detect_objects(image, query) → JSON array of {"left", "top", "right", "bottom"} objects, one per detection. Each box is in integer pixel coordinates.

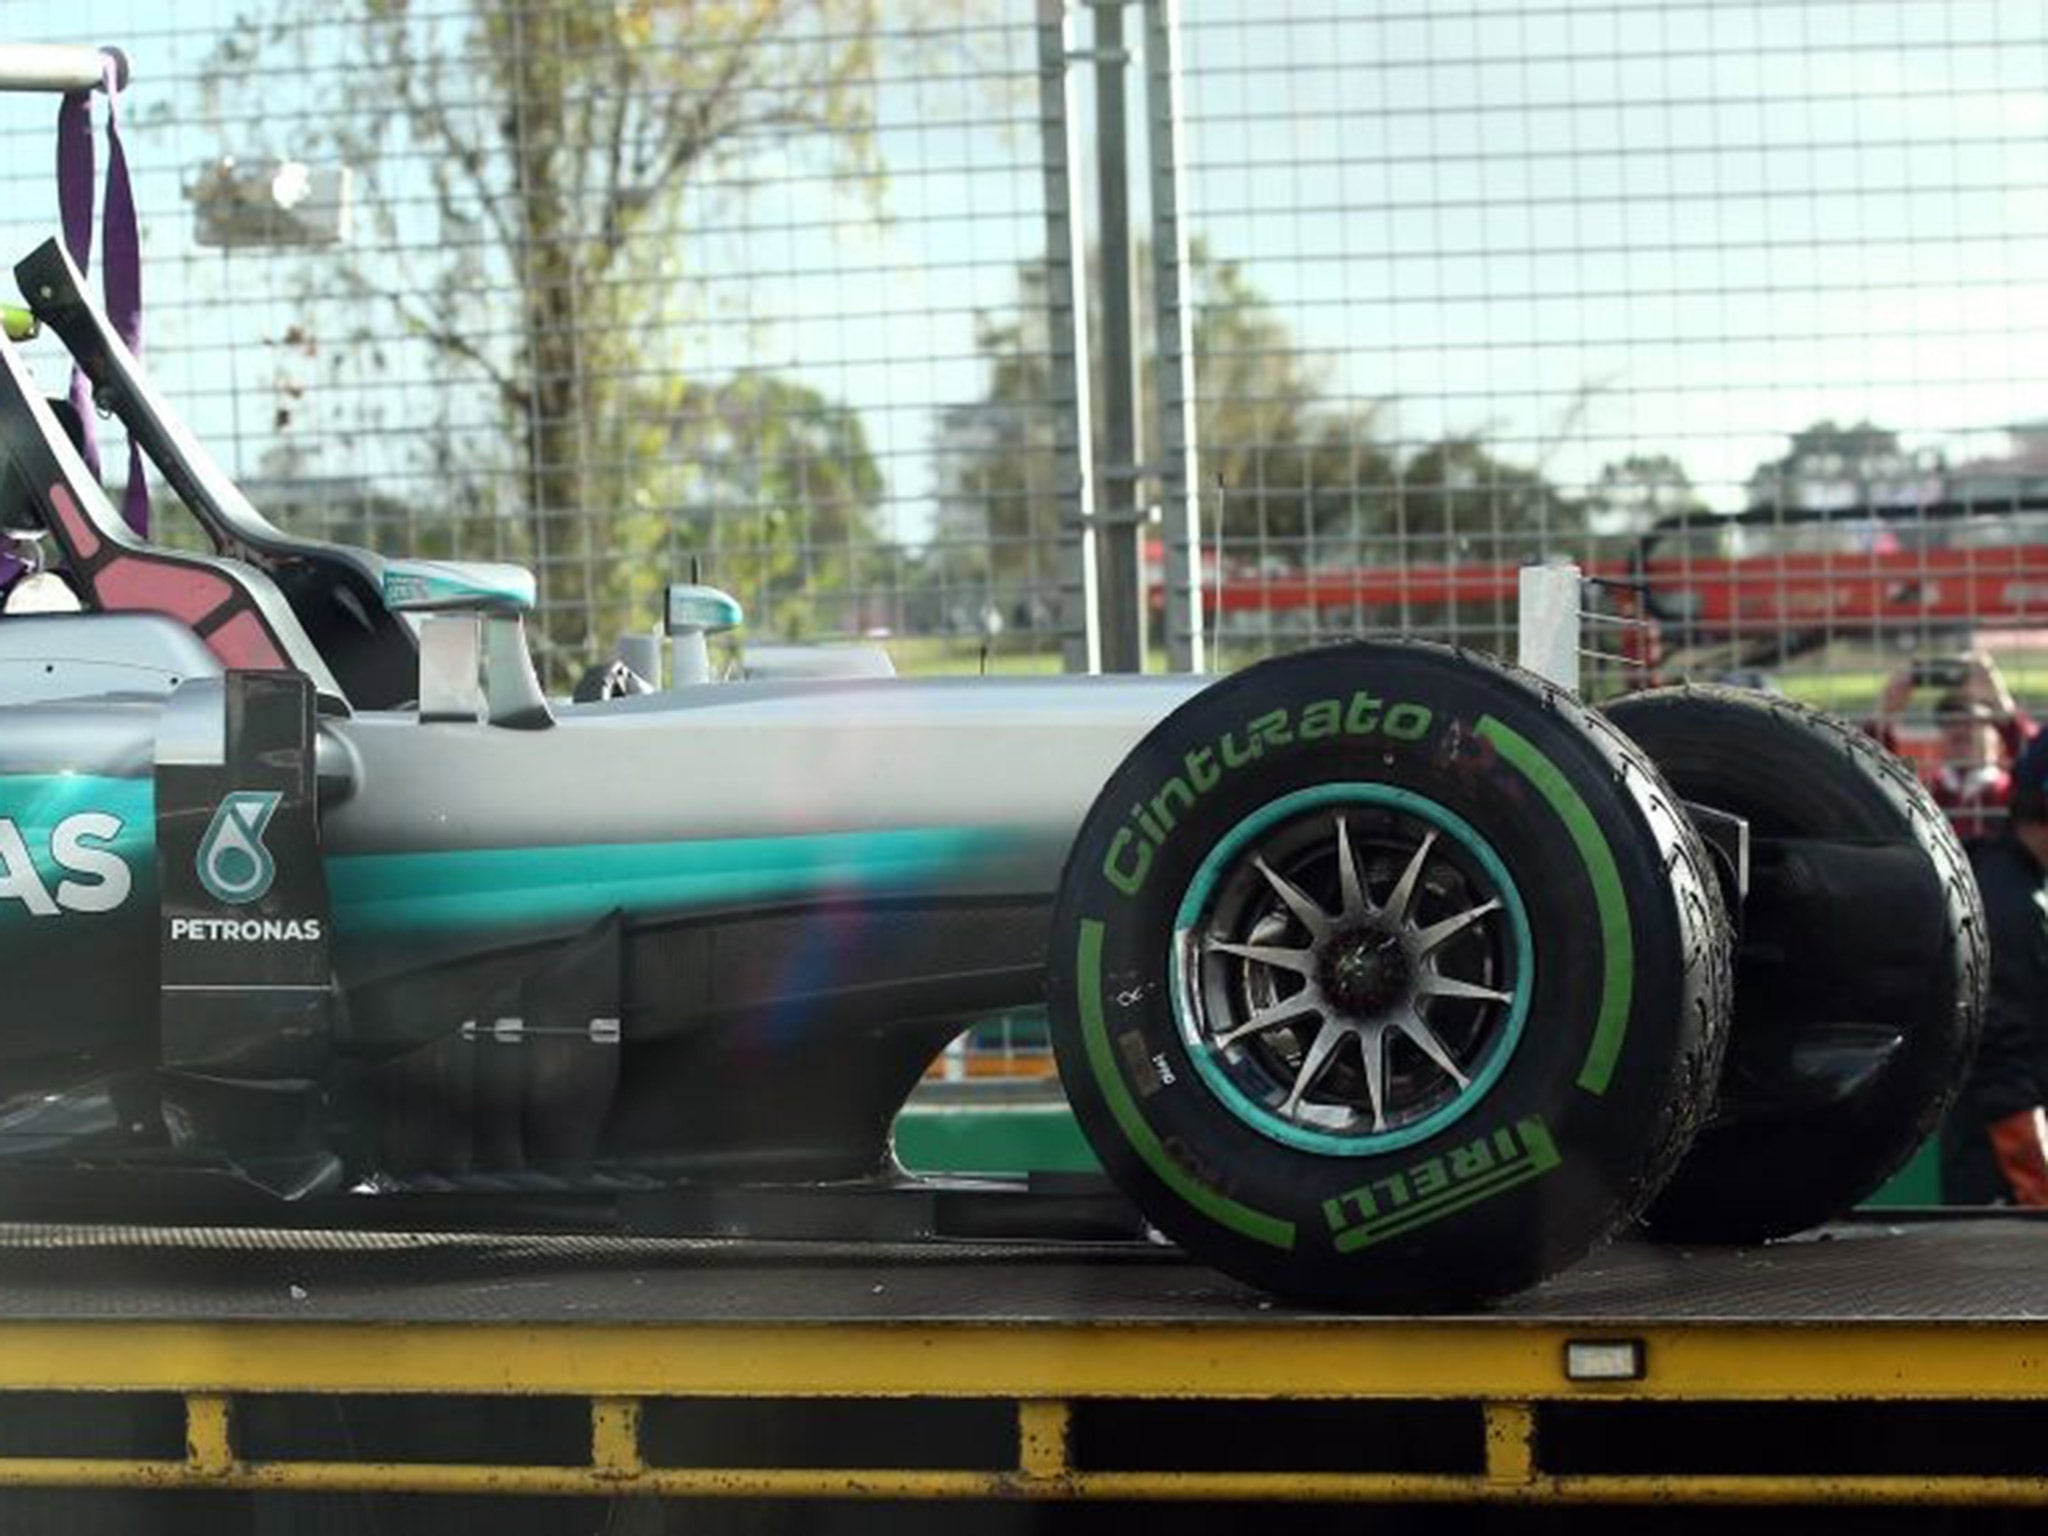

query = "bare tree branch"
[
  {"left": 596, "top": 45, "right": 635, "bottom": 252},
  {"left": 605, "top": 4, "right": 775, "bottom": 241},
  {"left": 382, "top": 288, "right": 532, "bottom": 415},
  {"left": 385, "top": 9, "right": 521, "bottom": 258}
]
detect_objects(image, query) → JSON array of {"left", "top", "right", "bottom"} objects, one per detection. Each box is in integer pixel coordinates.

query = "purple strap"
[
  {"left": 101, "top": 59, "right": 146, "bottom": 536},
  {"left": 3, "top": 58, "right": 145, "bottom": 595},
  {"left": 56, "top": 80, "right": 96, "bottom": 480},
  {"left": 53, "top": 54, "right": 147, "bottom": 535},
  {"left": 0, "top": 85, "right": 99, "bottom": 597}
]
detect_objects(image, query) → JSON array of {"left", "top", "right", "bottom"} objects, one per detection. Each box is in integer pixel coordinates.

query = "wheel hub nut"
[{"left": 1322, "top": 929, "right": 1411, "bottom": 1014}]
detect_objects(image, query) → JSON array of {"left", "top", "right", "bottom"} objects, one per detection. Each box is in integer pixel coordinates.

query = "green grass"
[
  {"left": 875, "top": 635, "right": 1068, "bottom": 677},
  {"left": 1772, "top": 670, "right": 1889, "bottom": 719},
  {"left": 828, "top": 630, "right": 2048, "bottom": 732},
  {"left": 1644, "top": 645, "right": 2048, "bottom": 725},
  {"left": 1771, "top": 662, "right": 2048, "bottom": 723}
]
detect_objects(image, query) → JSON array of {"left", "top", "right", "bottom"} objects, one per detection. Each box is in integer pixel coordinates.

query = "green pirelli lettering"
[
  {"left": 1077, "top": 919, "right": 1295, "bottom": 1250},
  {"left": 1476, "top": 716, "right": 1633, "bottom": 1095},
  {"left": 1327, "top": 1117, "right": 1562, "bottom": 1254}
]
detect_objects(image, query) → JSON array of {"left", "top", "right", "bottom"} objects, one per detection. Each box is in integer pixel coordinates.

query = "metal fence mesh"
[
  {"left": 5, "top": 0, "right": 2047, "bottom": 734},
  {"left": 1175, "top": 1, "right": 2048, "bottom": 740},
  {"left": 1, "top": 0, "right": 1080, "bottom": 682}
]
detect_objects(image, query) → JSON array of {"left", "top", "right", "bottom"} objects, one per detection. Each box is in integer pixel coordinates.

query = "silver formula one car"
[{"left": 0, "top": 237, "right": 1985, "bottom": 1308}]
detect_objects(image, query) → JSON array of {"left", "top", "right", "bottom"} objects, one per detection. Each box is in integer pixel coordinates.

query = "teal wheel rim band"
[{"left": 1170, "top": 782, "right": 1534, "bottom": 1157}]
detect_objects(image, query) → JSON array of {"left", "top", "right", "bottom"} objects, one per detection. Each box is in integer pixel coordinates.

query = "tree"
[
  {"left": 1747, "top": 419, "right": 1942, "bottom": 513},
  {"left": 938, "top": 249, "right": 1584, "bottom": 602},
  {"left": 1393, "top": 437, "right": 1580, "bottom": 567},
  {"left": 934, "top": 247, "right": 1392, "bottom": 596},
  {"left": 206, "top": 0, "right": 897, "bottom": 671},
  {"left": 1191, "top": 255, "right": 1394, "bottom": 558},
  {"left": 1584, "top": 452, "right": 1705, "bottom": 535},
  {"left": 596, "top": 372, "right": 887, "bottom": 639}
]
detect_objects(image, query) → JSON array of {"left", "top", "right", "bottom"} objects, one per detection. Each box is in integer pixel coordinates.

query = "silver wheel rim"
[{"left": 1172, "top": 789, "right": 1531, "bottom": 1153}]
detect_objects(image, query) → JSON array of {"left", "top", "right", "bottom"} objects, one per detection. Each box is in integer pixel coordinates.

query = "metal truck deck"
[{"left": 0, "top": 1213, "right": 2045, "bottom": 1505}]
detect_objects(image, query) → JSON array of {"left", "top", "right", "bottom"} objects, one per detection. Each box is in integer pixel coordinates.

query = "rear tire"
[
  {"left": 1048, "top": 640, "right": 1731, "bottom": 1309},
  {"left": 1604, "top": 685, "right": 1986, "bottom": 1242}
]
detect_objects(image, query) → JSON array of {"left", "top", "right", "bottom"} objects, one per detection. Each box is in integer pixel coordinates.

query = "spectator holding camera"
[
  {"left": 1871, "top": 651, "right": 2037, "bottom": 843},
  {"left": 1942, "top": 730, "right": 2048, "bottom": 1204}
]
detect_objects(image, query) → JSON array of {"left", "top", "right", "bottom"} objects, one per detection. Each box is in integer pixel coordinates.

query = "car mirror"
[{"left": 665, "top": 582, "right": 743, "bottom": 687}]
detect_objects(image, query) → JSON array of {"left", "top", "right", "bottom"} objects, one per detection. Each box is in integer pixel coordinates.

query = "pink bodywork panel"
[
  {"left": 49, "top": 480, "right": 289, "bottom": 673},
  {"left": 46, "top": 483, "right": 101, "bottom": 560},
  {"left": 205, "top": 609, "right": 289, "bottom": 671},
  {"left": 94, "top": 552, "right": 235, "bottom": 627}
]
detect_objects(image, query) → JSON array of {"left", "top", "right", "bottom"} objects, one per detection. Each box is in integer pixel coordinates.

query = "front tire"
[
  {"left": 1047, "top": 640, "right": 1731, "bottom": 1309},
  {"left": 1604, "top": 685, "right": 1986, "bottom": 1242}
]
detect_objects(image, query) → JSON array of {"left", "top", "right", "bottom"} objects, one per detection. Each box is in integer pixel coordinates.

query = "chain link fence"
[
  {"left": 6, "top": 0, "right": 2047, "bottom": 732},
  {"left": 1175, "top": 1, "right": 2048, "bottom": 746},
  {"left": 1, "top": 0, "right": 1085, "bottom": 682}
]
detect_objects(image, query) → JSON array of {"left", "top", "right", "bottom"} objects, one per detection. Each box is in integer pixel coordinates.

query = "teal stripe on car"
[
  {"left": 0, "top": 773, "right": 154, "bottom": 832},
  {"left": 326, "top": 826, "right": 1028, "bottom": 937},
  {"left": 0, "top": 773, "right": 156, "bottom": 930}
]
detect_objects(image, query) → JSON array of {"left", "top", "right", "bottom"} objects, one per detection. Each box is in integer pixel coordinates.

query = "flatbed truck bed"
[{"left": 0, "top": 1213, "right": 2045, "bottom": 1506}]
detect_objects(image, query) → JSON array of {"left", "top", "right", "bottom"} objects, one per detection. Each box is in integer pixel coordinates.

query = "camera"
[{"left": 1910, "top": 657, "right": 1972, "bottom": 689}]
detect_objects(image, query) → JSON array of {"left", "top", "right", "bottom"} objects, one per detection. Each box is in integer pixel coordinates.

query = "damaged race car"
[{"left": 0, "top": 235, "right": 1986, "bottom": 1309}]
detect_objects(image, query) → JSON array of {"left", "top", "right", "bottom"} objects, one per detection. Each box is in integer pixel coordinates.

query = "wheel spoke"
[
  {"left": 1379, "top": 831, "right": 1438, "bottom": 925},
  {"left": 1279, "top": 1018, "right": 1349, "bottom": 1116},
  {"left": 1409, "top": 898, "right": 1502, "bottom": 958},
  {"left": 1396, "top": 1008, "right": 1472, "bottom": 1088},
  {"left": 1214, "top": 988, "right": 1325, "bottom": 1048},
  {"left": 1334, "top": 815, "right": 1368, "bottom": 921},
  {"left": 1208, "top": 938, "right": 1318, "bottom": 976},
  {"left": 1415, "top": 971, "right": 1515, "bottom": 1005},
  {"left": 1253, "top": 856, "right": 1332, "bottom": 940},
  {"left": 1360, "top": 1020, "right": 1389, "bottom": 1132}
]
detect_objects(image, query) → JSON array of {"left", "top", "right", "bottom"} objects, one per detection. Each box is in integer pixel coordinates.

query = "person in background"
[
  {"left": 1871, "top": 650, "right": 2037, "bottom": 842},
  {"left": 1941, "top": 731, "right": 2048, "bottom": 1205}
]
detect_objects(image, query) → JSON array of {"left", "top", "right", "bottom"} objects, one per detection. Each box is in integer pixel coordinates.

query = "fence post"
[
  {"left": 1093, "top": 0, "right": 1145, "bottom": 673},
  {"left": 1037, "top": 0, "right": 1101, "bottom": 675},
  {"left": 1143, "top": 0, "right": 1204, "bottom": 673},
  {"left": 1517, "top": 562, "right": 1582, "bottom": 693}
]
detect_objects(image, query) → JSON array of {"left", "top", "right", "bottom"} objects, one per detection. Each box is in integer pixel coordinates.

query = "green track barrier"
[
  {"left": 1862, "top": 1138, "right": 1942, "bottom": 1207},
  {"left": 894, "top": 1102, "right": 1099, "bottom": 1175}
]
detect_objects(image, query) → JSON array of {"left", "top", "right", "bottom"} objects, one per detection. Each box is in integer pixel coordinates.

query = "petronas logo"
[{"left": 197, "top": 791, "right": 282, "bottom": 906}]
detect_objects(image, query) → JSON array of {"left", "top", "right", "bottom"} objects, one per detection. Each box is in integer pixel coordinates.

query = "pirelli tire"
[
  {"left": 1046, "top": 640, "right": 1732, "bottom": 1310},
  {"left": 1603, "top": 685, "right": 1986, "bottom": 1243}
]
